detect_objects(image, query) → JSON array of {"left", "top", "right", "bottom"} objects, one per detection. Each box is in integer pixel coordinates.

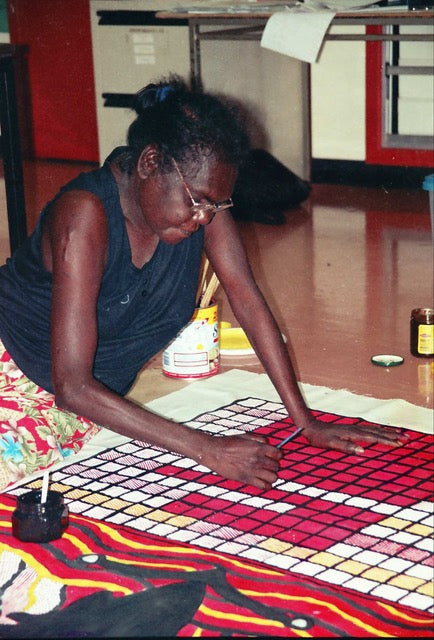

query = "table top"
[{"left": 157, "top": 8, "right": 434, "bottom": 21}]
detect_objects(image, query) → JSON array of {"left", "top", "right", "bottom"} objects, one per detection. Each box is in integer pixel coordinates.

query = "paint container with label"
[
  {"left": 410, "top": 308, "right": 434, "bottom": 357},
  {"left": 12, "top": 490, "right": 69, "bottom": 542},
  {"left": 162, "top": 302, "right": 219, "bottom": 378}
]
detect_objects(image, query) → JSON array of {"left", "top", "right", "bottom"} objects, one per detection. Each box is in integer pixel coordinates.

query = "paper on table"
[{"left": 261, "top": 8, "right": 335, "bottom": 63}]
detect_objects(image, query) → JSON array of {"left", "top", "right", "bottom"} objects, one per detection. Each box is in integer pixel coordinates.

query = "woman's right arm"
[{"left": 43, "top": 192, "right": 280, "bottom": 489}]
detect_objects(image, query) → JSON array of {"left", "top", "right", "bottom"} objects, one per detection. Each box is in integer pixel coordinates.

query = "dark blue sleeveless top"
[{"left": 0, "top": 151, "right": 204, "bottom": 394}]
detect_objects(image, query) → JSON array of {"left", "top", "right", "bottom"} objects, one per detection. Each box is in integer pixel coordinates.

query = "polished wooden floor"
[{"left": 1, "top": 159, "right": 433, "bottom": 410}]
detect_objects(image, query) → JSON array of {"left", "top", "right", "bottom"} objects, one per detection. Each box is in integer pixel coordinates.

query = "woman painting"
[{"left": 0, "top": 78, "right": 403, "bottom": 491}]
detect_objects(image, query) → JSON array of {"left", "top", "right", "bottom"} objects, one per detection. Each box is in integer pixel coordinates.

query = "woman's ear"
[{"left": 137, "top": 145, "right": 161, "bottom": 178}]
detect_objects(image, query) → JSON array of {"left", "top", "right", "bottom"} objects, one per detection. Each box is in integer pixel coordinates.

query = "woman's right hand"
[{"left": 199, "top": 434, "right": 282, "bottom": 490}]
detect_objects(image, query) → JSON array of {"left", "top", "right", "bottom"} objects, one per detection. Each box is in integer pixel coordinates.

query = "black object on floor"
[{"left": 231, "top": 149, "right": 311, "bottom": 225}]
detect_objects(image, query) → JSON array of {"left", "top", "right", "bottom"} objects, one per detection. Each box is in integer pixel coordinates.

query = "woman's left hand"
[{"left": 296, "top": 415, "right": 409, "bottom": 455}]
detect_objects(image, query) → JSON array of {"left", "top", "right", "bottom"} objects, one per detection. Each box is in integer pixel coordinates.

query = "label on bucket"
[{"left": 162, "top": 304, "right": 219, "bottom": 378}]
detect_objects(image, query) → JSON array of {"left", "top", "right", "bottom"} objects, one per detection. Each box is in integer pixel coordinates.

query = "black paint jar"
[{"left": 12, "top": 490, "right": 69, "bottom": 542}]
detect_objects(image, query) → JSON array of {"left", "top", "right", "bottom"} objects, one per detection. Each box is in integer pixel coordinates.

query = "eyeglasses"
[{"left": 172, "top": 158, "right": 233, "bottom": 219}]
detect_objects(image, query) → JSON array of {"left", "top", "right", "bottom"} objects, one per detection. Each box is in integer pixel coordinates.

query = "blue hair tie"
[{"left": 156, "top": 86, "right": 174, "bottom": 103}]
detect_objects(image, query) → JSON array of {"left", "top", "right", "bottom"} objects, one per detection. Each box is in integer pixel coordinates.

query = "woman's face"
[{"left": 139, "top": 155, "right": 237, "bottom": 244}]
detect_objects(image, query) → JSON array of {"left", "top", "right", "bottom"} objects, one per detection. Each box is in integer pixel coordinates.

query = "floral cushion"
[{"left": 0, "top": 340, "right": 100, "bottom": 491}]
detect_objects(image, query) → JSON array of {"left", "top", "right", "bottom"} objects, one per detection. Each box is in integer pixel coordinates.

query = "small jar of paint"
[
  {"left": 410, "top": 308, "right": 434, "bottom": 357},
  {"left": 12, "top": 490, "right": 69, "bottom": 542}
]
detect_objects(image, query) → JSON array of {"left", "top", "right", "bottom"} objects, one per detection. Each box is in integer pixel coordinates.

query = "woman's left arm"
[{"left": 204, "top": 212, "right": 406, "bottom": 454}]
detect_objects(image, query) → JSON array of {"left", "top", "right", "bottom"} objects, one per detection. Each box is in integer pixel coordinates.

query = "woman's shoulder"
[
  {"left": 44, "top": 155, "right": 121, "bottom": 228},
  {"left": 51, "top": 189, "right": 107, "bottom": 220}
]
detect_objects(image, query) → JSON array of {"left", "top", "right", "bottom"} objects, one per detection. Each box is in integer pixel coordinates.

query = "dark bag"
[{"left": 231, "top": 149, "right": 311, "bottom": 225}]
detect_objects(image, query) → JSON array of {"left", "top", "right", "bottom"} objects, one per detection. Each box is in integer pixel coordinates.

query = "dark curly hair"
[{"left": 119, "top": 76, "right": 250, "bottom": 175}]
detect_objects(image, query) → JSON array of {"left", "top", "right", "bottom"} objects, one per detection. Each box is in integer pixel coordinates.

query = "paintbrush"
[{"left": 276, "top": 427, "right": 303, "bottom": 448}]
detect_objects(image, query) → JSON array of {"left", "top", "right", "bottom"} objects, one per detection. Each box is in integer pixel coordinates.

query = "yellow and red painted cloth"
[{"left": 0, "top": 493, "right": 433, "bottom": 637}]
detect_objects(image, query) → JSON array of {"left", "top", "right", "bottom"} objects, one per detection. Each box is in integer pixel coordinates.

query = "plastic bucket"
[
  {"left": 422, "top": 174, "right": 434, "bottom": 236},
  {"left": 162, "top": 302, "right": 219, "bottom": 378}
]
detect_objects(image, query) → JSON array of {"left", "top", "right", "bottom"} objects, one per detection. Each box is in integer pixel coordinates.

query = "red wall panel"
[{"left": 7, "top": 0, "right": 99, "bottom": 161}]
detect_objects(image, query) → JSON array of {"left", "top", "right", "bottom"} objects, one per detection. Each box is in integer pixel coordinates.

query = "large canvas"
[{"left": 7, "top": 397, "right": 433, "bottom": 625}]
